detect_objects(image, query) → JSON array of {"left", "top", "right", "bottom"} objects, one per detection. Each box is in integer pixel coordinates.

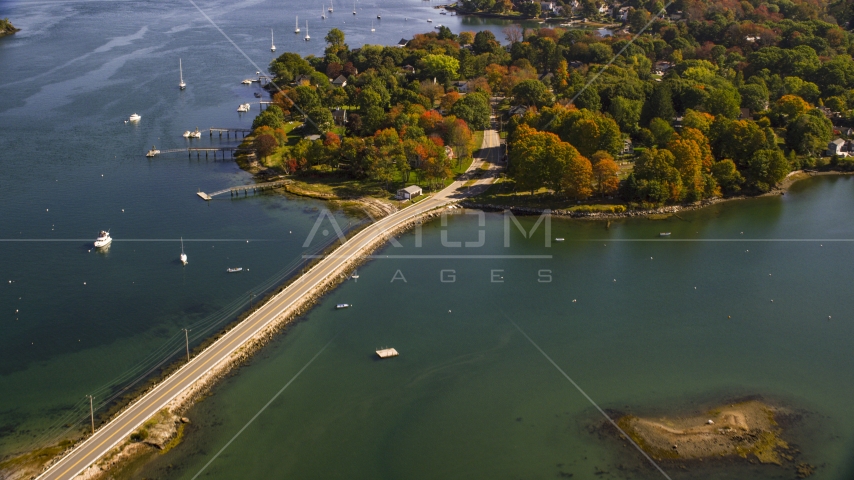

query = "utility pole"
[
  {"left": 183, "top": 328, "right": 190, "bottom": 363},
  {"left": 86, "top": 395, "right": 94, "bottom": 434}
]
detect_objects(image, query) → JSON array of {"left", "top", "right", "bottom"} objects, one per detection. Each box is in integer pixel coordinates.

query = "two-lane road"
[{"left": 37, "top": 130, "right": 501, "bottom": 480}]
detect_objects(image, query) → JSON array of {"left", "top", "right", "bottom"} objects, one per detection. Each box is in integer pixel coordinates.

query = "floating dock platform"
[{"left": 376, "top": 348, "right": 399, "bottom": 359}]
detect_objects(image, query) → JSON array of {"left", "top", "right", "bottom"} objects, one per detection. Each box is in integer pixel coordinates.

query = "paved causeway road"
[{"left": 37, "top": 130, "right": 502, "bottom": 480}]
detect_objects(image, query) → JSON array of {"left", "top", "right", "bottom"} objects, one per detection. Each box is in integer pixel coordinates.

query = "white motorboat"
[
  {"left": 227, "top": 267, "right": 243, "bottom": 273},
  {"left": 237, "top": 103, "right": 251, "bottom": 112},
  {"left": 94, "top": 230, "right": 112, "bottom": 248},
  {"left": 180, "top": 237, "right": 188, "bottom": 265},
  {"left": 660, "top": 232, "right": 671, "bottom": 237},
  {"left": 146, "top": 146, "right": 160, "bottom": 157},
  {"left": 183, "top": 127, "right": 202, "bottom": 138},
  {"left": 128, "top": 113, "right": 141, "bottom": 122},
  {"left": 295, "top": 16, "right": 300, "bottom": 33},
  {"left": 336, "top": 303, "right": 351, "bottom": 309},
  {"left": 270, "top": 29, "right": 276, "bottom": 52},
  {"left": 555, "top": 238, "right": 565, "bottom": 242},
  {"left": 377, "top": 14, "right": 381, "bottom": 19},
  {"left": 427, "top": 18, "right": 432, "bottom": 22},
  {"left": 304, "top": 21, "right": 310, "bottom": 41},
  {"left": 179, "top": 58, "right": 186, "bottom": 90},
  {"left": 241, "top": 79, "right": 253, "bottom": 85}
]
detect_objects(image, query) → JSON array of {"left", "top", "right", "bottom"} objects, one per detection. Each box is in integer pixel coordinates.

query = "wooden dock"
[
  {"left": 376, "top": 348, "right": 399, "bottom": 359},
  {"left": 197, "top": 180, "right": 290, "bottom": 200},
  {"left": 209, "top": 128, "right": 252, "bottom": 138},
  {"left": 147, "top": 147, "right": 253, "bottom": 160}
]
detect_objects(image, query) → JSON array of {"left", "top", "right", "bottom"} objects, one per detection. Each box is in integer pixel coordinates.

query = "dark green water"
[
  {"left": 0, "top": 0, "right": 567, "bottom": 460},
  {"left": 126, "top": 176, "right": 854, "bottom": 480}
]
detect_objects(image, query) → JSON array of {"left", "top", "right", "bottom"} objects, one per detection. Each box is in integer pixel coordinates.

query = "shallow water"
[{"left": 127, "top": 176, "right": 854, "bottom": 479}]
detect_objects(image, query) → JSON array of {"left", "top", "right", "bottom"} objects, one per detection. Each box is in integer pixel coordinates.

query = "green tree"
[
  {"left": 513, "top": 79, "right": 554, "bottom": 108},
  {"left": 785, "top": 113, "right": 833, "bottom": 156},
  {"left": 609, "top": 97, "right": 643, "bottom": 134},
  {"left": 705, "top": 87, "right": 742, "bottom": 119},
  {"left": 746, "top": 149, "right": 789, "bottom": 192},
  {"left": 640, "top": 82, "right": 675, "bottom": 127},
  {"left": 649, "top": 117, "right": 674, "bottom": 147},
  {"left": 450, "top": 91, "right": 491, "bottom": 130},
  {"left": 711, "top": 159, "right": 744, "bottom": 194},
  {"left": 419, "top": 54, "right": 460, "bottom": 83}
]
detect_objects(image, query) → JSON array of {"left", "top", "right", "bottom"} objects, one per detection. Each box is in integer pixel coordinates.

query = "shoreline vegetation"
[
  {"left": 611, "top": 399, "right": 817, "bottom": 476},
  {"left": 0, "top": 18, "right": 20, "bottom": 38},
  {"left": 8, "top": 0, "right": 854, "bottom": 474}
]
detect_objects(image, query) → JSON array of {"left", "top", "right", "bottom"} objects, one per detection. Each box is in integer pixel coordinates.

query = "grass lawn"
[{"left": 472, "top": 179, "right": 627, "bottom": 212}]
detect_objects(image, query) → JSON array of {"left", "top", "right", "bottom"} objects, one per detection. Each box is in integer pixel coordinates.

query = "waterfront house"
[
  {"left": 397, "top": 185, "right": 423, "bottom": 200},
  {"left": 452, "top": 81, "right": 469, "bottom": 93},
  {"left": 397, "top": 38, "right": 409, "bottom": 48},
  {"left": 827, "top": 138, "right": 846, "bottom": 156}
]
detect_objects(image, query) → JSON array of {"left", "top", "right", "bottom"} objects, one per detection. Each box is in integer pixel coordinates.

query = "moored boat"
[
  {"left": 227, "top": 267, "right": 243, "bottom": 273},
  {"left": 336, "top": 303, "right": 351, "bottom": 309},
  {"left": 94, "top": 230, "right": 112, "bottom": 248}
]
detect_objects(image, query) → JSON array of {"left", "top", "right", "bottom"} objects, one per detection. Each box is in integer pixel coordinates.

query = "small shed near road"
[{"left": 397, "top": 185, "right": 422, "bottom": 200}]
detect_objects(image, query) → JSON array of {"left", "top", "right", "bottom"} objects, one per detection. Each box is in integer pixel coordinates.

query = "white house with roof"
[
  {"left": 397, "top": 185, "right": 423, "bottom": 200},
  {"left": 827, "top": 138, "right": 847, "bottom": 156}
]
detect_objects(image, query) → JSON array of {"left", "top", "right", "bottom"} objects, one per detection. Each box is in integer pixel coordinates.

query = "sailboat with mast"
[
  {"left": 180, "top": 237, "right": 188, "bottom": 265},
  {"left": 353, "top": 0, "right": 356, "bottom": 14},
  {"left": 322, "top": 5, "right": 326, "bottom": 19},
  {"left": 294, "top": 16, "right": 300, "bottom": 33},
  {"left": 178, "top": 59, "right": 186, "bottom": 90},
  {"left": 371, "top": 19, "right": 375, "bottom": 31},
  {"left": 270, "top": 29, "right": 276, "bottom": 52},
  {"left": 304, "top": 21, "right": 310, "bottom": 41}
]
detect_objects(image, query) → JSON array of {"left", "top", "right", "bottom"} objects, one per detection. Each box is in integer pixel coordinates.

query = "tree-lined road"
[{"left": 37, "top": 130, "right": 501, "bottom": 480}]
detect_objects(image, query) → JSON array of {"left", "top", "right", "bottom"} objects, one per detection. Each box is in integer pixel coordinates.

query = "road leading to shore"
[{"left": 36, "top": 130, "right": 501, "bottom": 480}]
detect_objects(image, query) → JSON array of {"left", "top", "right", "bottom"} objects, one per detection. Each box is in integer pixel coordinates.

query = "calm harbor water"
[
  {"left": 125, "top": 176, "right": 854, "bottom": 480},
  {"left": 1, "top": 1, "right": 853, "bottom": 479},
  {"left": 0, "top": 0, "right": 555, "bottom": 460}
]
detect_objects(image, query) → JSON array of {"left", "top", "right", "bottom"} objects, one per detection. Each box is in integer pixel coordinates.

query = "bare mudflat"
[{"left": 617, "top": 400, "right": 792, "bottom": 464}]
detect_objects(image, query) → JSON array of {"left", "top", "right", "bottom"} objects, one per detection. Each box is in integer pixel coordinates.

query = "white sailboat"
[
  {"left": 304, "top": 21, "right": 310, "bottom": 41},
  {"left": 294, "top": 16, "right": 300, "bottom": 33},
  {"left": 328, "top": 2, "right": 333, "bottom": 12},
  {"left": 371, "top": 20, "right": 375, "bottom": 32},
  {"left": 353, "top": 0, "right": 356, "bottom": 14},
  {"left": 270, "top": 29, "right": 276, "bottom": 52},
  {"left": 179, "top": 59, "right": 186, "bottom": 90},
  {"left": 180, "top": 237, "right": 188, "bottom": 265},
  {"left": 322, "top": 5, "right": 326, "bottom": 19}
]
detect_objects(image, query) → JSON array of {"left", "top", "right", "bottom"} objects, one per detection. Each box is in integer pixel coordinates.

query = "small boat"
[
  {"left": 336, "top": 303, "right": 351, "bottom": 309},
  {"left": 253, "top": 92, "right": 261, "bottom": 98},
  {"left": 128, "top": 113, "right": 141, "bottom": 122},
  {"left": 270, "top": 28, "right": 276, "bottom": 52},
  {"left": 294, "top": 16, "right": 300, "bottom": 33},
  {"left": 183, "top": 127, "right": 201, "bottom": 138},
  {"left": 241, "top": 79, "right": 253, "bottom": 85},
  {"left": 94, "top": 230, "right": 112, "bottom": 248},
  {"left": 321, "top": 5, "right": 325, "bottom": 19},
  {"left": 304, "top": 21, "right": 310, "bottom": 41},
  {"left": 328, "top": 5, "right": 333, "bottom": 12},
  {"left": 146, "top": 146, "right": 160, "bottom": 157},
  {"left": 660, "top": 232, "right": 671, "bottom": 237},
  {"left": 180, "top": 237, "right": 188, "bottom": 265},
  {"left": 352, "top": 0, "right": 356, "bottom": 14},
  {"left": 371, "top": 20, "right": 375, "bottom": 32},
  {"left": 227, "top": 267, "right": 243, "bottom": 273},
  {"left": 440, "top": 11, "right": 446, "bottom": 14},
  {"left": 351, "top": 274, "right": 359, "bottom": 279},
  {"left": 179, "top": 58, "right": 186, "bottom": 90},
  {"left": 237, "top": 103, "right": 251, "bottom": 112},
  {"left": 555, "top": 238, "right": 565, "bottom": 242},
  {"left": 377, "top": 14, "right": 381, "bottom": 19},
  {"left": 427, "top": 18, "right": 432, "bottom": 22}
]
